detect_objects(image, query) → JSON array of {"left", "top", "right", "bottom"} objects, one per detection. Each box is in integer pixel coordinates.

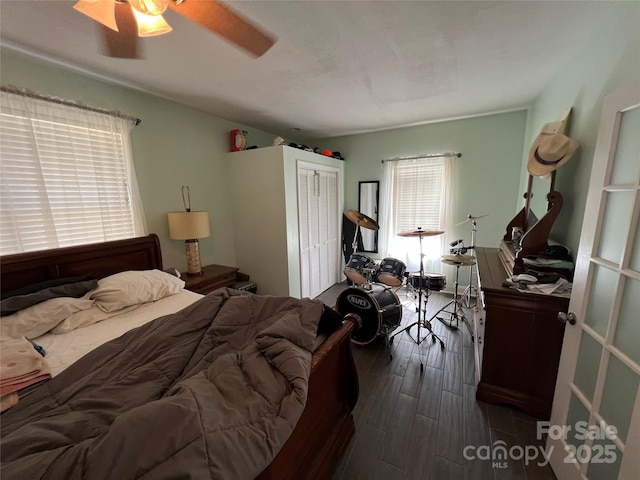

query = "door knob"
[{"left": 558, "top": 312, "right": 576, "bottom": 325}]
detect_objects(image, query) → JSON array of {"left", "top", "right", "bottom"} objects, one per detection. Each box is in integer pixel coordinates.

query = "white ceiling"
[{"left": 0, "top": 1, "right": 620, "bottom": 139}]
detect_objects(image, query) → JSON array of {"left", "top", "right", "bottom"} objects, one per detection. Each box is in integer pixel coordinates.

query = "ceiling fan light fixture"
[
  {"left": 132, "top": 8, "right": 173, "bottom": 37},
  {"left": 73, "top": 0, "right": 119, "bottom": 31},
  {"left": 128, "top": 0, "right": 169, "bottom": 16}
]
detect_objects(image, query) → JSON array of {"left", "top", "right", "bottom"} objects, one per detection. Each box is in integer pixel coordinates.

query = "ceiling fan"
[{"left": 73, "top": 0, "right": 277, "bottom": 59}]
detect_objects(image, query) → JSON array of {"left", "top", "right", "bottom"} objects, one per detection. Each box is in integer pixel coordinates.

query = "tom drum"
[
  {"left": 335, "top": 286, "right": 402, "bottom": 345},
  {"left": 376, "top": 258, "right": 406, "bottom": 287},
  {"left": 344, "top": 253, "right": 376, "bottom": 284}
]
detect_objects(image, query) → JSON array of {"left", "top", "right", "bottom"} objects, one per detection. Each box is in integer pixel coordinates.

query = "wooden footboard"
[{"left": 257, "top": 312, "right": 361, "bottom": 480}]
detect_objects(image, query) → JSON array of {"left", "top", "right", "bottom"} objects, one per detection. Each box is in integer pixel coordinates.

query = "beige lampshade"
[
  {"left": 73, "top": 0, "right": 119, "bottom": 31},
  {"left": 168, "top": 211, "right": 210, "bottom": 240},
  {"left": 128, "top": 0, "right": 169, "bottom": 16},
  {"left": 132, "top": 8, "right": 172, "bottom": 37}
]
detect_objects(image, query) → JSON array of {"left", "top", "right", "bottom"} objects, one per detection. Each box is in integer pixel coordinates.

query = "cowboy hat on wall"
[{"left": 527, "top": 109, "right": 579, "bottom": 177}]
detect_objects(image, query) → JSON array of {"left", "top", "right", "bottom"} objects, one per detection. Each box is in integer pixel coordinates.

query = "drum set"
[
  {"left": 337, "top": 210, "right": 405, "bottom": 350},
  {"left": 335, "top": 209, "right": 483, "bottom": 367}
]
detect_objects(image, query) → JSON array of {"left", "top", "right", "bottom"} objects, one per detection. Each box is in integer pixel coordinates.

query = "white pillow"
[
  {"left": 0, "top": 295, "right": 94, "bottom": 339},
  {"left": 90, "top": 269, "right": 185, "bottom": 312}
]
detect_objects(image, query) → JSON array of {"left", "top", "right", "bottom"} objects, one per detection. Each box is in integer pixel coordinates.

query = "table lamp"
[{"left": 168, "top": 187, "right": 210, "bottom": 276}]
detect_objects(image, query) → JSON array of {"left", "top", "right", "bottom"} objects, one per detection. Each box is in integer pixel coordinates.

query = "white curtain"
[
  {"left": 0, "top": 90, "right": 147, "bottom": 255},
  {"left": 379, "top": 156, "right": 454, "bottom": 275}
]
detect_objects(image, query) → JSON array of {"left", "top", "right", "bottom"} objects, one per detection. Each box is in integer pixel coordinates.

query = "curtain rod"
[
  {"left": 1, "top": 85, "right": 142, "bottom": 126},
  {"left": 381, "top": 152, "right": 461, "bottom": 163}
]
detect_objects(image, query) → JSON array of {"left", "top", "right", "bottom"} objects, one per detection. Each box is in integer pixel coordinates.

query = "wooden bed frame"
[{"left": 0, "top": 234, "right": 360, "bottom": 479}]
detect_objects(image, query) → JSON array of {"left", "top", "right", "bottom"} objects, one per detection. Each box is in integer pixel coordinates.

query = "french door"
[
  {"left": 547, "top": 81, "right": 640, "bottom": 479},
  {"left": 298, "top": 163, "right": 340, "bottom": 298}
]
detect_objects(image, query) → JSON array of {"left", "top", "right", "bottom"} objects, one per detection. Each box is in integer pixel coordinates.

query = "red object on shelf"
[{"left": 230, "top": 130, "right": 248, "bottom": 152}]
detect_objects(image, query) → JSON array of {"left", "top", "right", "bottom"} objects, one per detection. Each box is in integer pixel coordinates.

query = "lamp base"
[{"left": 184, "top": 239, "right": 203, "bottom": 276}]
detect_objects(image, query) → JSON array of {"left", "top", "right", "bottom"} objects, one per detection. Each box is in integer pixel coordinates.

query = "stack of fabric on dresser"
[
  {"left": 523, "top": 245, "right": 574, "bottom": 279},
  {"left": 503, "top": 245, "right": 574, "bottom": 297}
]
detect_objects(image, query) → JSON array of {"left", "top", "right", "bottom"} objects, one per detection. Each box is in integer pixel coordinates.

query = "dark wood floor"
[{"left": 316, "top": 281, "right": 557, "bottom": 480}]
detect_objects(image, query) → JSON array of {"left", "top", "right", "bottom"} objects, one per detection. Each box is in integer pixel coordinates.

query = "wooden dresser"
[
  {"left": 473, "top": 247, "right": 568, "bottom": 419},
  {"left": 182, "top": 264, "right": 239, "bottom": 295}
]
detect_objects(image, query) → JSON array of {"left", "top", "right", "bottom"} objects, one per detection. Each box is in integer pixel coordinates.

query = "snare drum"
[
  {"left": 344, "top": 253, "right": 376, "bottom": 284},
  {"left": 376, "top": 258, "right": 406, "bottom": 287},
  {"left": 408, "top": 272, "right": 447, "bottom": 291},
  {"left": 335, "top": 285, "right": 402, "bottom": 345}
]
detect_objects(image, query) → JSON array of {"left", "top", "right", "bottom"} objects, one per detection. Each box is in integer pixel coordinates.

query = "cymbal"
[
  {"left": 455, "top": 214, "right": 489, "bottom": 227},
  {"left": 397, "top": 228, "right": 444, "bottom": 237},
  {"left": 441, "top": 254, "right": 476, "bottom": 266},
  {"left": 344, "top": 209, "right": 379, "bottom": 230}
]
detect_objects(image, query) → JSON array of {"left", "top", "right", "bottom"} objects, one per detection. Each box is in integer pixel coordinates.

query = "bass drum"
[{"left": 335, "top": 286, "right": 402, "bottom": 345}]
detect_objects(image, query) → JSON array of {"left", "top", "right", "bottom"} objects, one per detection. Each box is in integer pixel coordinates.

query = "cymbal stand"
[
  {"left": 433, "top": 262, "right": 474, "bottom": 339},
  {"left": 389, "top": 231, "right": 445, "bottom": 371},
  {"left": 460, "top": 219, "right": 478, "bottom": 308},
  {"left": 351, "top": 220, "right": 361, "bottom": 254},
  {"left": 348, "top": 220, "right": 375, "bottom": 290}
]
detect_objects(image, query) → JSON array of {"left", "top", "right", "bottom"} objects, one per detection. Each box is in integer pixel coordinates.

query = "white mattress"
[{"left": 34, "top": 290, "right": 203, "bottom": 377}]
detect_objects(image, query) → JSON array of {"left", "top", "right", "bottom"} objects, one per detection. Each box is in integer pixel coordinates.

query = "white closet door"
[
  {"left": 298, "top": 164, "right": 340, "bottom": 298},
  {"left": 298, "top": 168, "right": 312, "bottom": 299},
  {"left": 298, "top": 167, "right": 321, "bottom": 298},
  {"left": 323, "top": 170, "right": 339, "bottom": 290},
  {"left": 309, "top": 170, "right": 321, "bottom": 298},
  {"left": 318, "top": 171, "right": 330, "bottom": 291}
]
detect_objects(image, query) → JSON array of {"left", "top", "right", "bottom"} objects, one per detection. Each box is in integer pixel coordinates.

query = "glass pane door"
[{"left": 547, "top": 81, "right": 640, "bottom": 480}]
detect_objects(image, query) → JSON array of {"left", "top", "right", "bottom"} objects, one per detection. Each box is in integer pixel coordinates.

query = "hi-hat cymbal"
[
  {"left": 397, "top": 228, "right": 444, "bottom": 237},
  {"left": 441, "top": 254, "right": 476, "bottom": 266},
  {"left": 455, "top": 214, "right": 489, "bottom": 227},
  {"left": 344, "top": 209, "right": 379, "bottom": 230}
]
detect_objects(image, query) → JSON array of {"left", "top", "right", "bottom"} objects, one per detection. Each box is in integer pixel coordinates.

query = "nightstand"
[{"left": 182, "top": 264, "right": 239, "bottom": 295}]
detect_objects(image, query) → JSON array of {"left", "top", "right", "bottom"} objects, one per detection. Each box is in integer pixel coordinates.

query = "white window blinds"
[
  {"left": 380, "top": 156, "right": 454, "bottom": 274},
  {"left": 393, "top": 161, "right": 445, "bottom": 232},
  {"left": 0, "top": 90, "right": 147, "bottom": 255}
]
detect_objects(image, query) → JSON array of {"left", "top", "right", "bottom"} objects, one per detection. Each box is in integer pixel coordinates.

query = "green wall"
[
  {"left": 518, "top": 2, "right": 640, "bottom": 255},
  {"left": 3, "top": 0, "right": 638, "bottom": 272},
  {"left": 317, "top": 110, "right": 529, "bottom": 251},
  {"left": 0, "top": 48, "right": 278, "bottom": 271}
]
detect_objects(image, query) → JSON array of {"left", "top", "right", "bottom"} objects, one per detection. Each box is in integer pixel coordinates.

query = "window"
[
  {"left": 379, "top": 156, "right": 454, "bottom": 274},
  {"left": 0, "top": 90, "right": 146, "bottom": 255}
]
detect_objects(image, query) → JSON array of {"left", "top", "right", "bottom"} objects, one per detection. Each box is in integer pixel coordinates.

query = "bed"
[{"left": 0, "top": 234, "right": 360, "bottom": 479}]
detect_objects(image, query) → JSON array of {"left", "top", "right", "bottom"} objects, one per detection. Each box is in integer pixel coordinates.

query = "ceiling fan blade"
[
  {"left": 101, "top": 2, "right": 141, "bottom": 59},
  {"left": 170, "top": 0, "right": 277, "bottom": 57}
]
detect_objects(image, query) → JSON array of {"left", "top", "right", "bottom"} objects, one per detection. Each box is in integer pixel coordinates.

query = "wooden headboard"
[{"left": 0, "top": 235, "right": 163, "bottom": 295}]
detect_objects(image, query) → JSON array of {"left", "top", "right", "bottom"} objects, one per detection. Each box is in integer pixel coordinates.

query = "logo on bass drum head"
[{"left": 347, "top": 294, "right": 371, "bottom": 309}]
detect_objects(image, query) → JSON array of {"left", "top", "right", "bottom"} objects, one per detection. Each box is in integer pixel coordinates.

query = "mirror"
[{"left": 358, "top": 181, "right": 379, "bottom": 252}]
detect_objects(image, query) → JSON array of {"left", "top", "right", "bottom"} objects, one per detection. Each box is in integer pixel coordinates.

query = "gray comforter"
[{"left": 1, "top": 288, "right": 324, "bottom": 479}]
